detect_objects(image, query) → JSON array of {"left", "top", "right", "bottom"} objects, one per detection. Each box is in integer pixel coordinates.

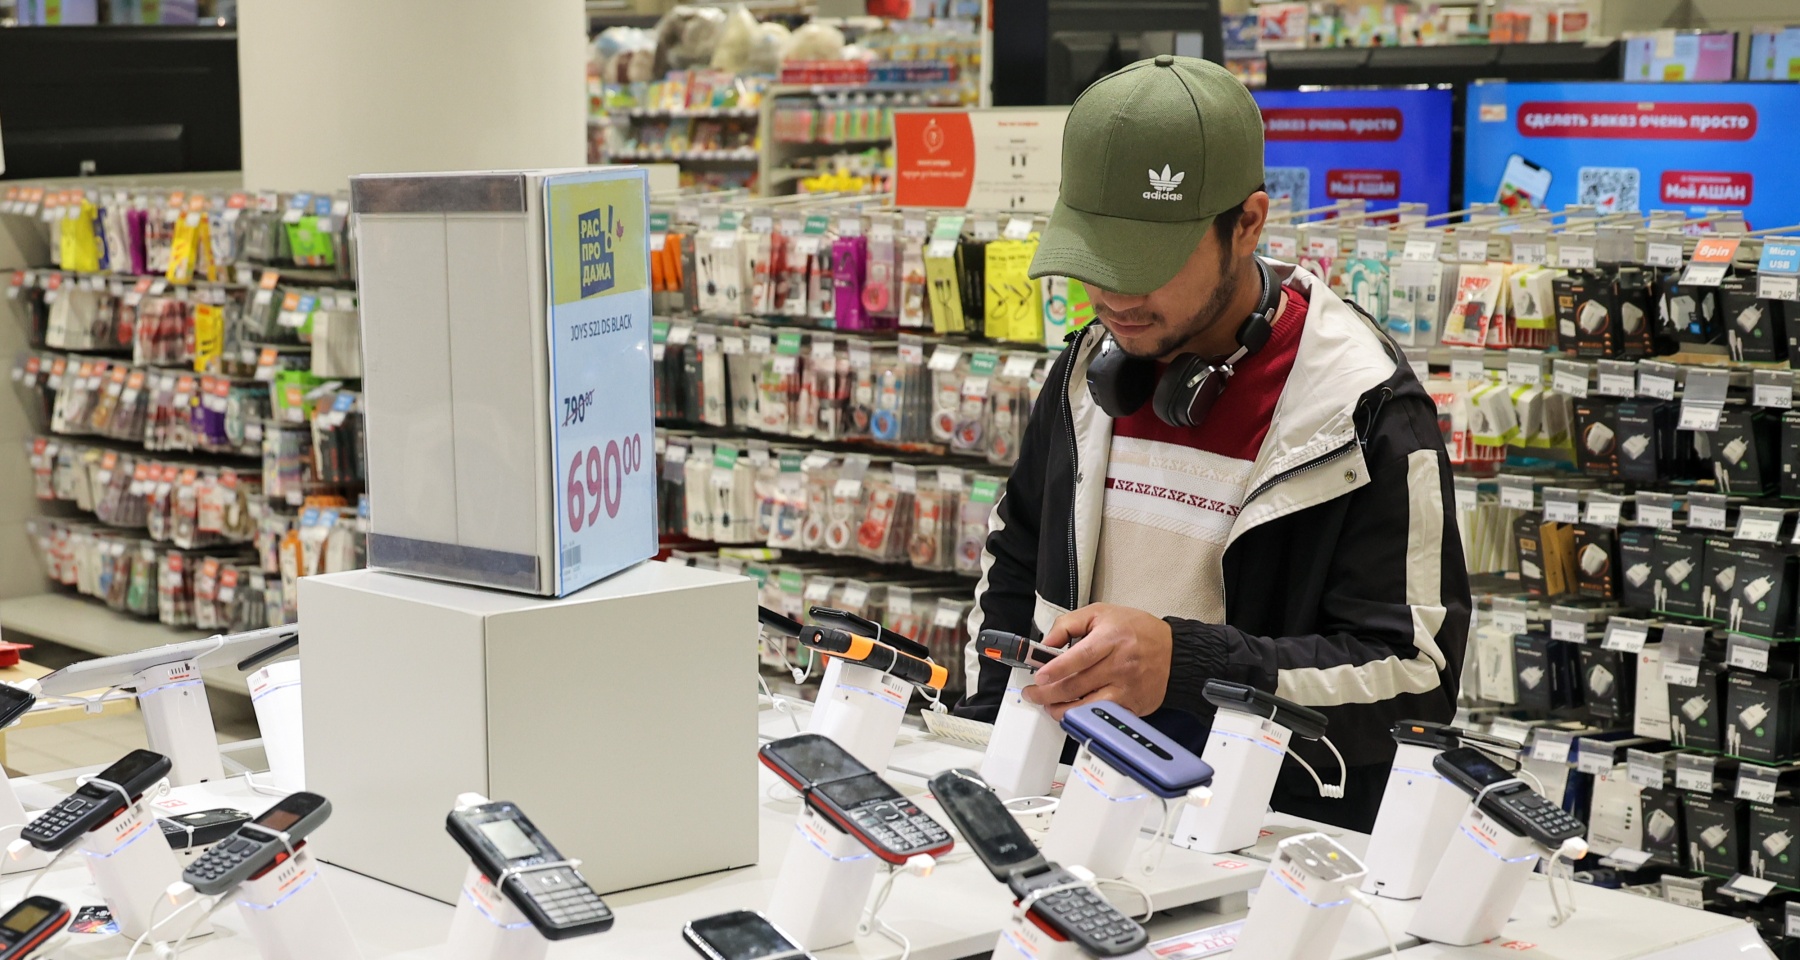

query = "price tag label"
[
  {"left": 1736, "top": 765, "right": 1780, "bottom": 804},
  {"left": 1542, "top": 488, "right": 1580, "bottom": 523},
  {"left": 1689, "top": 493, "right": 1729, "bottom": 531},
  {"left": 1458, "top": 237, "right": 1490, "bottom": 263},
  {"left": 1453, "top": 476, "right": 1479, "bottom": 514},
  {"left": 1753, "top": 370, "right": 1794, "bottom": 410},
  {"left": 1626, "top": 749, "right": 1666, "bottom": 789},
  {"left": 1597, "top": 360, "right": 1638, "bottom": 397},
  {"left": 1638, "top": 362, "right": 1678, "bottom": 401},
  {"left": 1675, "top": 754, "right": 1716, "bottom": 793},
  {"left": 1735, "top": 507, "right": 1785, "bottom": 543},
  {"left": 1506, "top": 350, "right": 1543, "bottom": 386},
  {"left": 1491, "top": 598, "right": 1529, "bottom": 638},
  {"left": 1266, "top": 232, "right": 1299, "bottom": 260},
  {"left": 1577, "top": 740, "right": 1615, "bottom": 776},
  {"left": 1498, "top": 475, "right": 1535, "bottom": 511},
  {"left": 1531, "top": 729, "right": 1575, "bottom": 765},
  {"left": 1645, "top": 241, "right": 1685, "bottom": 268},
  {"left": 1678, "top": 368, "right": 1731, "bottom": 432},
  {"left": 1602, "top": 617, "right": 1650, "bottom": 654},
  {"left": 1662, "top": 662, "right": 1701, "bottom": 687},
  {"left": 1402, "top": 238, "right": 1441, "bottom": 263},
  {"left": 1490, "top": 718, "right": 1534, "bottom": 748},
  {"left": 1666, "top": 880, "right": 1706, "bottom": 910},
  {"left": 1557, "top": 243, "right": 1597, "bottom": 269},
  {"left": 1728, "top": 634, "right": 1772, "bottom": 673},
  {"left": 1552, "top": 360, "right": 1591, "bottom": 399},
  {"left": 1785, "top": 902, "right": 1800, "bottom": 938},
  {"left": 1722, "top": 874, "right": 1779, "bottom": 903},
  {"left": 1607, "top": 847, "right": 1654, "bottom": 869},
  {"left": 1450, "top": 355, "right": 1485, "bottom": 382},
  {"left": 1758, "top": 275, "right": 1799, "bottom": 302},
  {"left": 1550, "top": 616, "right": 1587, "bottom": 644},
  {"left": 1512, "top": 241, "right": 1547, "bottom": 266},
  {"left": 1681, "top": 236, "right": 1741, "bottom": 287},
  {"left": 1356, "top": 237, "right": 1389, "bottom": 260},
  {"left": 1584, "top": 495, "right": 1623, "bottom": 529}
]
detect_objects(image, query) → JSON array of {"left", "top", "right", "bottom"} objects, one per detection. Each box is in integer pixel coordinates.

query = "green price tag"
[
  {"left": 780, "top": 570, "right": 804, "bottom": 593},
  {"left": 969, "top": 352, "right": 1000, "bottom": 376},
  {"left": 652, "top": 319, "right": 671, "bottom": 343},
  {"left": 713, "top": 444, "right": 740, "bottom": 470},
  {"left": 804, "top": 215, "right": 830, "bottom": 236},
  {"left": 776, "top": 331, "right": 805, "bottom": 356},
  {"left": 649, "top": 212, "right": 670, "bottom": 233},
  {"left": 970, "top": 478, "right": 1001, "bottom": 503}
]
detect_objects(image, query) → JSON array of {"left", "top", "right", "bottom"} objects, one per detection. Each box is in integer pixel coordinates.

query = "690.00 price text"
[{"left": 566, "top": 433, "right": 643, "bottom": 533}]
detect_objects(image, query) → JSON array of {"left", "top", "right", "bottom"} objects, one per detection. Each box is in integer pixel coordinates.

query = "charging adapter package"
[
  {"left": 1512, "top": 632, "right": 1580, "bottom": 711},
  {"left": 1727, "top": 671, "right": 1800, "bottom": 762},
  {"left": 1702, "top": 536, "right": 1740, "bottom": 623},
  {"left": 1614, "top": 399, "right": 1681, "bottom": 483},
  {"left": 1574, "top": 399, "right": 1619, "bottom": 478},
  {"left": 1668, "top": 661, "right": 1728, "bottom": 751},
  {"left": 1654, "top": 530, "right": 1708, "bottom": 617},
  {"left": 1514, "top": 515, "right": 1550, "bottom": 597},
  {"left": 1615, "top": 266, "right": 1667, "bottom": 357},
  {"left": 1749, "top": 801, "right": 1800, "bottom": 885},
  {"left": 1726, "top": 543, "right": 1799, "bottom": 638},
  {"left": 1719, "top": 273, "right": 1786, "bottom": 364},
  {"left": 1640, "top": 786, "right": 1686, "bottom": 867},
  {"left": 1635, "top": 644, "right": 1673, "bottom": 740},
  {"left": 1710, "top": 407, "right": 1780, "bottom": 497},
  {"left": 1573, "top": 524, "right": 1618, "bottom": 601},
  {"left": 1659, "top": 270, "right": 1720, "bottom": 345},
  {"left": 1580, "top": 646, "right": 1637, "bottom": 723},
  {"left": 1681, "top": 792, "right": 1746, "bottom": 878},
  {"left": 1782, "top": 410, "right": 1800, "bottom": 500},
  {"left": 1588, "top": 771, "right": 1644, "bottom": 858},
  {"left": 1619, "top": 528, "right": 1657, "bottom": 610}
]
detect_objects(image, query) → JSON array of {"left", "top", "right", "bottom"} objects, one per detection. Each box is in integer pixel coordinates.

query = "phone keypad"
[
  {"left": 847, "top": 800, "right": 950, "bottom": 857},
  {"left": 190, "top": 836, "right": 269, "bottom": 885},
  {"left": 517, "top": 867, "right": 612, "bottom": 927},
  {"left": 1031, "top": 884, "right": 1145, "bottom": 956},
  {"left": 1504, "top": 792, "right": 1585, "bottom": 843},
  {"left": 24, "top": 797, "right": 99, "bottom": 843}
]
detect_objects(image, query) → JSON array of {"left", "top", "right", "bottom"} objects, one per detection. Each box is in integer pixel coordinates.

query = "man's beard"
[{"left": 1104, "top": 258, "right": 1243, "bottom": 360}]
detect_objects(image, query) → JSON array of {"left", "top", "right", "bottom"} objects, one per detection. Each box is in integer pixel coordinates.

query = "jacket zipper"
[{"left": 1060, "top": 326, "right": 1090, "bottom": 611}]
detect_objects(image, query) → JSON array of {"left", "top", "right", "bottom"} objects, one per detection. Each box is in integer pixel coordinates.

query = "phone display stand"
[
  {"left": 248, "top": 660, "right": 305, "bottom": 792},
  {"left": 233, "top": 843, "right": 363, "bottom": 960},
  {"left": 980, "top": 667, "right": 1067, "bottom": 801},
  {"left": 134, "top": 659, "right": 224, "bottom": 787},
  {"left": 0, "top": 774, "right": 48, "bottom": 875},
  {"left": 444, "top": 793, "right": 549, "bottom": 960},
  {"left": 1041, "top": 744, "right": 1153, "bottom": 880},
  {"left": 765, "top": 805, "right": 881, "bottom": 951},
  {"left": 1234, "top": 833, "right": 1366, "bottom": 960},
  {"left": 1360, "top": 741, "right": 1467, "bottom": 899},
  {"left": 806, "top": 658, "right": 912, "bottom": 772},
  {"left": 1173, "top": 708, "right": 1293, "bottom": 853},
  {"left": 77, "top": 795, "right": 209, "bottom": 941},
  {"left": 1405, "top": 806, "right": 1540, "bottom": 946}
]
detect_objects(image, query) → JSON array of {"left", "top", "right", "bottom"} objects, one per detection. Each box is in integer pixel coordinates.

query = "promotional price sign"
[
  {"left": 1464, "top": 81, "right": 1800, "bottom": 226},
  {"left": 893, "top": 108, "right": 1069, "bottom": 213},
  {"left": 1252, "top": 87, "right": 1455, "bottom": 216},
  {"left": 544, "top": 169, "right": 655, "bottom": 596}
]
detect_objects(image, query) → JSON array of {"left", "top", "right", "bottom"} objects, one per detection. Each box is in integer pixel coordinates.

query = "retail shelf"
[
  {"left": 619, "top": 106, "right": 760, "bottom": 119},
  {"left": 606, "top": 148, "right": 760, "bottom": 163},
  {"left": 0, "top": 592, "right": 250, "bottom": 694},
  {"left": 771, "top": 81, "right": 964, "bottom": 95}
]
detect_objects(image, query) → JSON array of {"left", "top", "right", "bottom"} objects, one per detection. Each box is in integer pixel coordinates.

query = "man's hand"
[{"left": 1021, "top": 603, "right": 1173, "bottom": 720}]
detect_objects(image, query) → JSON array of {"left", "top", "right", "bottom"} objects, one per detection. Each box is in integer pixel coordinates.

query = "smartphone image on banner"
[{"left": 1495, "top": 154, "right": 1552, "bottom": 215}]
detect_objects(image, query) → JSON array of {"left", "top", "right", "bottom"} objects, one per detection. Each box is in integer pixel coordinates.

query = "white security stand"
[
  {"left": 134, "top": 659, "right": 224, "bottom": 786},
  {"left": 248, "top": 660, "right": 305, "bottom": 792},
  {"left": 444, "top": 794, "right": 549, "bottom": 960},
  {"left": 980, "top": 667, "right": 1067, "bottom": 801},
  {"left": 1173, "top": 708, "right": 1293, "bottom": 853},
  {"left": 77, "top": 793, "right": 209, "bottom": 941},
  {"left": 0, "top": 776, "right": 47, "bottom": 875},
  {"left": 1041, "top": 745, "right": 1153, "bottom": 880},
  {"left": 233, "top": 844, "right": 362, "bottom": 960},
  {"left": 1234, "top": 833, "right": 1366, "bottom": 960},
  {"left": 1360, "top": 741, "right": 1468, "bottom": 899},
  {"left": 805, "top": 658, "right": 912, "bottom": 772},
  {"left": 765, "top": 806, "right": 881, "bottom": 951},
  {"left": 1406, "top": 806, "right": 1540, "bottom": 946}
]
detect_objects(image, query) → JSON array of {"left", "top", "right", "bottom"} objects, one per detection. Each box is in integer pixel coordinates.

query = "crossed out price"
[{"left": 566, "top": 433, "right": 644, "bottom": 532}]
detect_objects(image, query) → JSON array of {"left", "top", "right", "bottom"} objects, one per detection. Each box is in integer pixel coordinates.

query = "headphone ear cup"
[
  {"left": 1086, "top": 335, "right": 1157, "bottom": 418},
  {"left": 1152, "top": 354, "right": 1209, "bottom": 428}
]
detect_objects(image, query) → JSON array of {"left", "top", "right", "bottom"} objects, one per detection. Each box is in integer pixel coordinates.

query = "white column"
[{"left": 236, "top": 0, "right": 588, "bottom": 191}]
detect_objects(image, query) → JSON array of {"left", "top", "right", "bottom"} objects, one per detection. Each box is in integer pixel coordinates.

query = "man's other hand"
[{"left": 1022, "top": 603, "right": 1172, "bottom": 719}]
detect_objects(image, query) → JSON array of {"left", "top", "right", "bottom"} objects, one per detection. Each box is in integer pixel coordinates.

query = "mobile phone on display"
[
  {"left": 926, "top": 769, "right": 1148, "bottom": 957},
  {"left": 978, "top": 629, "right": 1062, "bottom": 671},
  {"left": 1060, "top": 702, "right": 1214, "bottom": 798},
  {"left": 1434, "top": 747, "right": 1586, "bottom": 847},
  {"left": 796, "top": 627, "right": 948, "bottom": 691},
  {"left": 446, "top": 801, "right": 613, "bottom": 940},
  {"left": 759, "top": 735, "right": 954, "bottom": 864},
  {"left": 24, "top": 749, "right": 171, "bottom": 851},
  {"left": 1391, "top": 720, "right": 1461, "bottom": 750},
  {"left": 0, "top": 897, "right": 70, "bottom": 959},
  {"left": 1202, "top": 681, "right": 1329, "bottom": 740},
  {"left": 682, "top": 910, "right": 814, "bottom": 960},
  {"left": 1496, "top": 154, "right": 1552, "bottom": 215},
  {"left": 160, "top": 808, "right": 252, "bottom": 849},
  {"left": 758, "top": 606, "right": 803, "bottom": 638},
  {"left": 0, "top": 685, "right": 35, "bottom": 729},
  {"left": 183, "top": 792, "right": 332, "bottom": 896},
  {"left": 809, "top": 606, "right": 931, "bottom": 659}
]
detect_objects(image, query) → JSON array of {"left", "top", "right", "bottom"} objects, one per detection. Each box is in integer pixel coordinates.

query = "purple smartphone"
[{"left": 1059, "top": 701, "right": 1213, "bottom": 799}]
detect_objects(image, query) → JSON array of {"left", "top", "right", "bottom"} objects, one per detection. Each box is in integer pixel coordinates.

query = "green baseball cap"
[{"left": 1029, "top": 55, "right": 1265, "bottom": 296}]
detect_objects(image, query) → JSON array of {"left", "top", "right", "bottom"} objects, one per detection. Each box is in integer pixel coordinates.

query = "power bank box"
[
  {"left": 1748, "top": 801, "right": 1800, "bottom": 886},
  {"left": 1652, "top": 530, "right": 1707, "bottom": 617},
  {"left": 1668, "top": 661, "right": 1726, "bottom": 752},
  {"left": 1681, "top": 793, "right": 1746, "bottom": 878},
  {"left": 1574, "top": 399, "right": 1620, "bottom": 478},
  {"left": 1726, "top": 672, "right": 1800, "bottom": 763},
  {"left": 1580, "top": 646, "right": 1635, "bottom": 723}
]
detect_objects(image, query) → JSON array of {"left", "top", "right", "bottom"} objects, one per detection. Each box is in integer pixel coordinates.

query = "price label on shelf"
[
  {"left": 1457, "top": 236, "right": 1490, "bottom": 263},
  {"left": 1549, "top": 610, "right": 1587, "bottom": 644},
  {"left": 1597, "top": 360, "right": 1637, "bottom": 398},
  {"left": 1677, "top": 368, "right": 1730, "bottom": 432},
  {"left": 1758, "top": 275, "right": 1799, "bottom": 302},
  {"left": 1638, "top": 361, "right": 1678, "bottom": 401},
  {"left": 1265, "top": 231, "right": 1298, "bottom": 260},
  {"left": 1531, "top": 729, "right": 1574, "bottom": 765},
  {"left": 1737, "top": 765, "right": 1781, "bottom": 805},
  {"left": 1674, "top": 754, "right": 1716, "bottom": 793},
  {"left": 1402, "top": 233, "right": 1441, "bottom": 262},
  {"left": 1576, "top": 740, "right": 1615, "bottom": 777},
  {"left": 1626, "top": 749, "right": 1666, "bottom": 789},
  {"left": 1735, "top": 506, "right": 1786, "bottom": 543},
  {"left": 1753, "top": 370, "right": 1794, "bottom": 410},
  {"left": 1489, "top": 718, "right": 1533, "bottom": 749},
  {"left": 1584, "top": 494, "right": 1623, "bottom": 529},
  {"left": 1662, "top": 661, "right": 1700, "bottom": 687},
  {"left": 1497, "top": 474, "right": 1535, "bottom": 511},
  {"left": 1490, "top": 598, "right": 1528, "bottom": 639},
  {"left": 1680, "top": 236, "right": 1740, "bottom": 287},
  {"left": 1601, "top": 617, "right": 1649, "bottom": 654},
  {"left": 1453, "top": 476, "right": 1478, "bottom": 514},
  {"left": 1551, "top": 360, "right": 1590, "bottom": 399},
  {"left": 1645, "top": 240, "right": 1685, "bottom": 269},
  {"left": 1688, "top": 493, "right": 1729, "bottom": 531},
  {"left": 1728, "top": 634, "right": 1772, "bottom": 673},
  {"left": 1557, "top": 243, "right": 1597, "bottom": 269},
  {"left": 1505, "top": 349, "right": 1543, "bottom": 387},
  {"left": 1542, "top": 487, "right": 1580, "bottom": 523},
  {"left": 1511, "top": 240, "right": 1547, "bottom": 265}
]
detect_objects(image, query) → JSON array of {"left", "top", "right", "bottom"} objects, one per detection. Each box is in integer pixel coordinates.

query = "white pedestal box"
[{"left": 299, "top": 563, "right": 759, "bottom": 904}]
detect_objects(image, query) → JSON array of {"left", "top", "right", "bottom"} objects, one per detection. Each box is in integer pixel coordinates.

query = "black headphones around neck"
[{"left": 1086, "top": 258, "right": 1280, "bottom": 429}]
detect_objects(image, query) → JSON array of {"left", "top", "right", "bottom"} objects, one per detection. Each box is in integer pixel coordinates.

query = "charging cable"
[
  {"left": 756, "top": 675, "right": 804, "bottom": 735},
  {"left": 1287, "top": 737, "right": 1348, "bottom": 799},
  {"left": 1141, "top": 785, "right": 1211, "bottom": 878},
  {"left": 124, "top": 883, "right": 213, "bottom": 960},
  {"left": 169, "top": 893, "right": 234, "bottom": 957},
  {"left": 860, "top": 853, "right": 934, "bottom": 960},
  {"left": 1344, "top": 888, "right": 1399, "bottom": 959},
  {"left": 1546, "top": 837, "right": 1588, "bottom": 927},
  {"left": 1095, "top": 875, "right": 1156, "bottom": 923},
  {"left": 10, "top": 843, "right": 73, "bottom": 901}
]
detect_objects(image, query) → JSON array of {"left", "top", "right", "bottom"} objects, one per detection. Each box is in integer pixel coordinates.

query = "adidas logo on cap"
[{"left": 1143, "top": 164, "right": 1185, "bottom": 201}]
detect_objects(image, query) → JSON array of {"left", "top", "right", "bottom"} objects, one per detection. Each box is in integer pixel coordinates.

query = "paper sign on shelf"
[{"left": 893, "top": 108, "right": 1070, "bottom": 213}]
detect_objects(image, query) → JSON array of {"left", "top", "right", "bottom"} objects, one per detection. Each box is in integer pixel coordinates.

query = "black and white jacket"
[{"left": 955, "top": 260, "right": 1472, "bottom": 792}]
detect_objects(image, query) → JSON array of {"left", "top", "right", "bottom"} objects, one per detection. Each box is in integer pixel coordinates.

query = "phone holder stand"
[
  {"left": 77, "top": 794, "right": 208, "bottom": 941},
  {"left": 248, "top": 660, "right": 305, "bottom": 792},
  {"left": 233, "top": 843, "right": 363, "bottom": 960},
  {"left": 806, "top": 658, "right": 912, "bottom": 772},
  {"left": 979, "top": 667, "right": 1067, "bottom": 801},
  {"left": 1173, "top": 708, "right": 1293, "bottom": 853},
  {"left": 0, "top": 773, "right": 48, "bottom": 875},
  {"left": 1360, "top": 741, "right": 1467, "bottom": 900},
  {"left": 1041, "top": 744, "right": 1154, "bottom": 880},
  {"left": 1405, "top": 806, "right": 1540, "bottom": 946},
  {"left": 765, "top": 805, "right": 881, "bottom": 951},
  {"left": 1233, "top": 832, "right": 1366, "bottom": 960},
  {"left": 134, "top": 659, "right": 224, "bottom": 787},
  {"left": 443, "top": 793, "right": 549, "bottom": 960}
]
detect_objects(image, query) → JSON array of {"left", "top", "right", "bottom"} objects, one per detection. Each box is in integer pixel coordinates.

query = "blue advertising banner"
[
  {"left": 1251, "top": 87, "right": 1455, "bottom": 216},
  {"left": 1465, "top": 81, "right": 1800, "bottom": 229}
]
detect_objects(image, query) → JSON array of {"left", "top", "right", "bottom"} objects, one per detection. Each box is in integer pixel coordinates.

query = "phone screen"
[
  {"left": 934, "top": 776, "right": 1037, "bottom": 868},
  {"left": 0, "top": 685, "right": 33, "bottom": 726},
  {"left": 688, "top": 912, "right": 800, "bottom": 960},
  {"left": 814, "top": 773, "right": 900, "bottom": 809},
  {"left": 2, "top": 904, "right": 48, "bottom": 935},
  {"left": 1444, "top": 747, "right": 1513, "bottom": 786},
  {"left": 478, "top": 819, "right": 541, "bottom": 860},
  {"left": 90, "top": 750, "right": 163, "bottom": 791},
  {"left": 1496, "top": 154, "right": 1552, "bottom": 214},
  {"left": 763, "top": 735, "right": 863, "bottom": 787},
  {"left": 254, "top": 792, "right": 325, "bottom": 832}
]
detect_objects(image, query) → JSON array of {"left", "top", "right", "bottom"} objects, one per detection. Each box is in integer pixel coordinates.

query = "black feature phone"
[
  {"left": 682, "top": 910, "right": 813, "bottom": 960},
  {"left": 1202, "top": 680, "right": 1329, "bottom": 740},
  {"left": 0, "top": 897, "right": 70, "bottom": 959},
  {"left": 160, "top": 808, "right": 252, "bottom": 849},
  {"left": 23, "top": 749, "right": 170, "bottom": 851},
  {"left": 183, "top": 792, "right": 332, "bottom": 895},
  {"left": 1434, "top": 747, "right": 1586, "bottom": 846},
  {"left": 446, "top": 801, "right": 613, "bottom": 940},
  {"left": 759, "top": 735, "right": 953, "bottom": 864}
]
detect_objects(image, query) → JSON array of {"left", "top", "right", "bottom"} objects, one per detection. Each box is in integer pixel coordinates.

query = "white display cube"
[{"left": 299, "top": 563, "right": 758, "bottom": 904}]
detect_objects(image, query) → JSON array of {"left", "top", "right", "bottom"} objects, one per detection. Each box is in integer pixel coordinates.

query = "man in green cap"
[{"left": 955, "top": 55, "right": 1470, "bottom": 830}]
